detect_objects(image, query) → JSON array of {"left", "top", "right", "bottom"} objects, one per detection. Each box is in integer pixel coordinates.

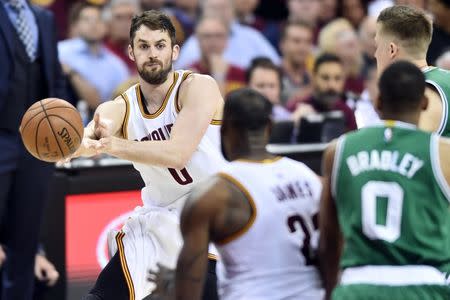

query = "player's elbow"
[{"left": 166, "top": 152, "right": 190, "bottom": 170}]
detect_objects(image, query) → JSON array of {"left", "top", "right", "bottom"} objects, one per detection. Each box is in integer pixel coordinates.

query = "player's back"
[
  {"left": 333, "top": 121, "right": 450, "bottom": 280},
  {"left": 424, "top": 66, "right": 450, "bottom": 137},
  {"left": 215, "top": 157, "right": 324, "bottom": 300},
  {"left": 121, "top": 70, "right": 226, "bottom": 207}
]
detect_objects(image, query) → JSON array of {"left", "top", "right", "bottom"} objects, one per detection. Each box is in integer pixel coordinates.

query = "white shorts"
[{"left": 109, "top": 205, "right": 183, "bottom": 300}]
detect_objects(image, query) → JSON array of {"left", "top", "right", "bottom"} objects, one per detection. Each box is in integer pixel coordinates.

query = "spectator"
[
  {"left": 318, "top": 0, "right": 339, "bottom": 27},
  {"left": 396, "top": 0, "right": 426, "bottom": 8},
  {"left": 354, "top": 62, "right": 380, "bottom": 128},
  {"left": 288, "top": 53, "right": 357, "bottom": 131},
  {"left": 140, "top": 0, "right": 165, "bottom": 11},
  {"left": 189, "top": 15, "right": 246, "bottom": 96},
  {"left": 287, "top": 0, "right": 321, "bottom": 28},
  {"left": 174, "top": 0, "right": 280, "bottom": 69},
  {"left": 0, "top": 0, "right": 66, "bottom": 299},
  {"left": 427, "top": 0, "right": 450, "bottom": 65},
  {"left": 337, "top": 0, "right": 368, "bottom": 28},
  {"left": 436, "top": 49, "right": 450, "bottom": 70},
  {"left": 104, "top": 0, "right": 141, "bottom": 73},
  {"left": 279, "top": 20, "right": 315, "bottom": 104},
  {"left": 58, "top": 2, "right": 130, "bottom": 110},
  {"left": 234, "top": 0, "right": 283, "bottom": 50},
  {"left": 247, "top": 58, "right": 292, "bottom": 121},
  {"left": 287, "top": 0, "right": 321, "bottom": 42},
  {"left": 319, "top": 18, "right": 365, "bottom": 94},
  {"left": 358, "top": 16, "right": 377, "bottom": 76},
  {"left": 234, "top": 0, "right": 263, "bottom": 30},
  {"left": 165, "top": 0, "right": 199, "bottom": 45}
]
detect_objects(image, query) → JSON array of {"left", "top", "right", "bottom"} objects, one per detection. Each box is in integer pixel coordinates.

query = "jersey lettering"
[{"left": 168, "top": 168, "right": 193, "bottom": 185}]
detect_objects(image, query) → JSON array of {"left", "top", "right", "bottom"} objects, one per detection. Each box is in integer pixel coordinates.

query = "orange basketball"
[{"left": 20, "top": 98, "right": 84, "bottom": 162}]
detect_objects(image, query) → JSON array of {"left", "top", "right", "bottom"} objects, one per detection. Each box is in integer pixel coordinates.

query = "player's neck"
[
  {"left": 403, "top": 58, "right": 428, "bottom": 70},
  {"left": 139, "top": 72, "right": 175, "bottom": 105},
  {"left": 381, "top": 113, "right": 419, "bottom": 127},
  {"left": 231, "top": 139, "right": 274, "bottom": 161},
  {"left": 232, "top": 149, "right": 274, "bottom": 162}
]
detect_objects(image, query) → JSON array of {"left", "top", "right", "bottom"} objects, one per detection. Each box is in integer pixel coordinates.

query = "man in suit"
[{"left": 0, "top": 0, "right": 66, "bottom": 299}]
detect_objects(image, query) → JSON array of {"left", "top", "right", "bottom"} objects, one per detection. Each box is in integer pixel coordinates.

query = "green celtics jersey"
[
  {"left": 424, "top": 66, "right": 450, "bottom": 137},
  {"left": 333, "top": 121, "right": 450, "bottom": 273}
]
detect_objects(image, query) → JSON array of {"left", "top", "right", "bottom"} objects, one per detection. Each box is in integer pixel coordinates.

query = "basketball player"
[
  {"left": 73, "top": 10, "right": 225, "bottom": 300},
  {"left": 319, "top": 61, "right": 450, "bottom": 300},
  {"left": 374, "top": 5, "right": 450, "bottom": 137},
  {"left": 148, "top": 88, "right": 325, "bottom": 300}
]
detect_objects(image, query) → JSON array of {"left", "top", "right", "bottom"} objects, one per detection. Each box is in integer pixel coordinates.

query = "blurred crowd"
[{"left": 38, "top": 0, "right": 450, "bottom": 139}]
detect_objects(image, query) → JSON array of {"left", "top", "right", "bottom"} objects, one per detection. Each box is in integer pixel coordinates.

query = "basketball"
[{"left": 20, "top": 98, "right": 84, "bottom": 162}]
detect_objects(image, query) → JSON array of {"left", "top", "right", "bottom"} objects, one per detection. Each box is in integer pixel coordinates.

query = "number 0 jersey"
[
  {"left": 121, "top": 70, "right": 226, "bottom": 207},
  {"left": 333, "top": 121, "right": 450, "bottom": 273},
  {"left": 215, "top": 157, "right": 323, "bottom": 300}
]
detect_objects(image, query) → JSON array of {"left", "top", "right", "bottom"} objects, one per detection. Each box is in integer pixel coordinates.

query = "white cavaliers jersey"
[
  {"left": 121, "top": 70, "right": 227, "bottom": 207},
  {"left": 215, "top": 157, "right": 324, "bottom": 300}
]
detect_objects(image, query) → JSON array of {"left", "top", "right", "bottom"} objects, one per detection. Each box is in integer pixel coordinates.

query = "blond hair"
[
  {"left": 318, "top": 18, "right": 362, "bottom": 77},
  {"left": 377, "top": 5, "right": 432, "bottom": 59},
  {"left": 318, "top": 18, "right": 353, "bottom": 53}
]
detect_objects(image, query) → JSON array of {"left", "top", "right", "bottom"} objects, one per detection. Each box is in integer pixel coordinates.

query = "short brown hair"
[
  {"left": 377, "top": 5, "right": 432, "bottom": 58},
  {"left": 246, "top": 57, "right": 282, "bottom": 87},
  {"left": 129, "top": 10, "right": 176, "bottom": 47},
  {"left": 280, "top": 20, "right": 313, "bottom": 42},
  {"left": 68, "top": 1, "right": 101, "bottom": 27}
]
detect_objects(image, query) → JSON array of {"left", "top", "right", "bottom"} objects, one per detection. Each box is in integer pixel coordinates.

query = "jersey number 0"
[
  {"left": 168, "top": 168, "right": 193, "bottom": 185},
  {"left": 361, "top": 181, "right": 403, "bottom": 243}
]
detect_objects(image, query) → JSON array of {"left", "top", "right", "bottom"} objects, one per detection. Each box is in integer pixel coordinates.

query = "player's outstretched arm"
[
  {"left": 72, "top": 97, "right": 127, "bottom": 158},
  {"left": 318, "top": 141, "right": 343, "bottom": 300},
  {"left": 92, "top": 74, "right": 223, "bottom": 168}
]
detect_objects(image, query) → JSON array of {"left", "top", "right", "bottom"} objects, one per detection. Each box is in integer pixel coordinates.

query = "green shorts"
[{"left": 332, "top": 284, "right": 450, "bottom": 300}]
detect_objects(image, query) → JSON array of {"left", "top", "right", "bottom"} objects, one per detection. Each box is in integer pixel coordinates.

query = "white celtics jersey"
[
  {"left": 121, "top": 70, "right": 226, "bottom": 207},
  {"left": 215, "top": 157, "right": 324, "bottom": 300}
]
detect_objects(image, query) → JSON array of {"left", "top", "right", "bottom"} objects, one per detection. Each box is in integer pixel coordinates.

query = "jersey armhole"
[
  {"left": 120, "top": 93, "right": 130, "bottom": 140},
  {"left": 331, "top": 136, "right": 346, "bottom": 200},
  {"left": 430, "top": 134, "right": 450, "bottom": 203},
  {"left": 426, "top": 80, "right": 448, "bottom": 135},
  {"left": 215, "top": 172, "right": 257, "bottom": 246},
  {"left": 174, "top": 71, "right": 193, "bottom": 113}
]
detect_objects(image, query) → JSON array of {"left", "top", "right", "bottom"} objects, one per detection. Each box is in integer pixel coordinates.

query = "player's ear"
[
  {"left": 172, "top": 44, "right": 180, "bottom": 61},
  {"left": 128, "top": 44, "right": 135, "bottom": 62},
  {"left": 389, "top": 42, "right": 399, "bottom": 59}
]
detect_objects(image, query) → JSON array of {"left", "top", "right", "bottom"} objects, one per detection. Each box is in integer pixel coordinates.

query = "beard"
[
  {"left": 315, "top": 90, "right": 342, "bottom": 110},
  {"left": 137, "top": 58, "right": 172, "bottom": 85}
]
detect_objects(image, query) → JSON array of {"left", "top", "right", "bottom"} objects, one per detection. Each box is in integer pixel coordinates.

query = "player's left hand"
[{"left": 144, "top": 263, "right": 175, "bottom": 300}]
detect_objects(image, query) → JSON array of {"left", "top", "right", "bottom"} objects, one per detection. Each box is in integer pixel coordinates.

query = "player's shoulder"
[
  {"left": 179, "top": 71, "right": 216, "bottom": 88},
  {"left": 181, "top": 176, "right": 231, "bottom": 220},
  {"left": 97, "top": 95, "right": 127, "bottom": 113}
]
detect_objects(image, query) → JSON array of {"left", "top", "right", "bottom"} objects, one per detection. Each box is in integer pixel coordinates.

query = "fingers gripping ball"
[{"left": 20, "top": 98, "right": 84, "bottom": 162}]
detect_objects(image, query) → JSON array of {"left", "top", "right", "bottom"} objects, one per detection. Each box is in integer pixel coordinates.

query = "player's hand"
[
  {"left": 35, "top": 254, "right": 59, "bottom": 287},
  {"left": 144, "top": 263, "right": 175, "bottom": 300},
  {"left": 93, "top": 113, "right": 113, "bottom": 139},
  {"left": 56, "top": 137, "right": 99, "bottom": 166}
]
